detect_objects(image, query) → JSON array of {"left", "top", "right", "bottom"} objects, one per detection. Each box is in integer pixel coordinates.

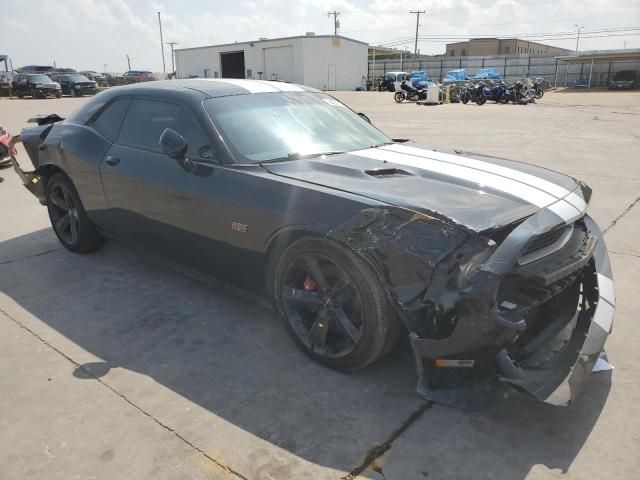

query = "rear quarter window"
[{"left": 90, "top": 98, "right": 131, "bottom": 141}]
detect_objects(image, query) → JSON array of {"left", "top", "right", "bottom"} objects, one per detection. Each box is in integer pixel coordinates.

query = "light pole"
[
  {"left": 158, "top": 11, "right": 166, "bottom": 76},
  {"left": 575, "top": 25, "right": 584, "bottom": 52},
  {"left": 126, "top": 54, "right": 134, "bottom": 70},
  {"left": 166, "top": 42, "right": 178, "bottom": 76},
  {"left": 103, "top": 64, "right": 108, "bottom": 73}
]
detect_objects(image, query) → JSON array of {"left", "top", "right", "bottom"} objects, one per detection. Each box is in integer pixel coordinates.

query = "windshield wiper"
[{"left": 259, "top": 151, "right": 344, "bottom": 164}]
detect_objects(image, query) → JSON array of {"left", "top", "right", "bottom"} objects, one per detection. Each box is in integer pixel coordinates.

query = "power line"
[{"left": 409, "top": 10, "right": 426, "bottom": 55}]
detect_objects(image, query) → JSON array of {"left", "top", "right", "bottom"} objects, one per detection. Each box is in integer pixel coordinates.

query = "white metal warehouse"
[{"left": 174, "top": 34, "right": 368, "bottom": 91}]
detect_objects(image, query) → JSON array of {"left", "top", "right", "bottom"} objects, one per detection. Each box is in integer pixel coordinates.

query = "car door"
[{"left": 99, "top": 97, "right": 229, "bottom": 275}]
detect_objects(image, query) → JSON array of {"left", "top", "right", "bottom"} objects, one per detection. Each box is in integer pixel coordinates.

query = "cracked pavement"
[{"left": 1, "top": 91, "right": 640, "bottom": 479}]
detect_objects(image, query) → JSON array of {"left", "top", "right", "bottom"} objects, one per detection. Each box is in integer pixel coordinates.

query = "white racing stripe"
[
  {"left": 565, "top": 192, "right": 587, "bottom": 212},
  {"left": 381, "top": 143, "right": 571, "bottom": 199},
  {"left": 348, "top": 147, "right": 557, "bottom": 208},
  {"left": 199, "top": 78, "right": 280, "bottom": 93},
  {"left": 597, "top": 273, "right": 616, "bottom": 306},
  {"left": 546, "top": 199, "right": 582, "bottom": 223},
  {"left": 593, "top": 297, "right": 615, "bottom": 333},
  {"left": 257, "top": 81, "right": 305, "bottom": 92}
]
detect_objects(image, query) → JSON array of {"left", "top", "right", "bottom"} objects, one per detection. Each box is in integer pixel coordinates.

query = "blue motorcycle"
[{"left": 482, "top": 80, "right": 509, "bottom": 103}]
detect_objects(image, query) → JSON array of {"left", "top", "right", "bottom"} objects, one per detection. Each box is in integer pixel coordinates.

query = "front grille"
[{"left": 523, "top": 225, "right": 567, "bottom": 256}]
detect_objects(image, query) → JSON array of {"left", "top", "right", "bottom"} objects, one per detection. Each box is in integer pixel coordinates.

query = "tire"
[
  {"left": 394, "top": 92, "right": 404, "bottom": 103},
  {"left": 70, "top": 88, "right": 76, "bottom": 97},
  {"left": 56, "top": 91, "right": 62, "bottom": 98},
  {"left": 476, "top": 94, "right": 487, "bottom": 105},
  {"left": 461, "top": 93, "right": 470, "bottom": 104},
  {"left": 535, "top": 88, "right": 544, "bottom": 99},
  {"left": 30, "top": 88, "right": 37, "bottom": 99},
  {"left": 46, "top": 173, "right": 103, "bottom": 252},
  {"left": 274, "top": 237, "right": 401, "bottom": 371}
]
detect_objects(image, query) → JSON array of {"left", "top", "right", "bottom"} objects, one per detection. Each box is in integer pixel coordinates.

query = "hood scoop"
[{"left": 365, "top": 168, "right": 412, "bottom": 179}]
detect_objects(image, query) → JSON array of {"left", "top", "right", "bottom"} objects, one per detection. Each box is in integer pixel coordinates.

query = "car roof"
[{"left": 107, "top": 79, "right": 320, "bottom": 98}]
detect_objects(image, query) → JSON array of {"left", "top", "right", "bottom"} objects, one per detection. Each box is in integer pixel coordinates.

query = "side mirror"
[
  {"left": 159, "top": 128, "right": 188, "bottom": 159},
  {"left": 357, "top": 112, "right": 371, "bottom": 124}
]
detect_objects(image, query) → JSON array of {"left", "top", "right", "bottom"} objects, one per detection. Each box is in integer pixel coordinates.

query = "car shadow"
[{"left": 0, "top": 229, "right": 611, "bottom": 479}]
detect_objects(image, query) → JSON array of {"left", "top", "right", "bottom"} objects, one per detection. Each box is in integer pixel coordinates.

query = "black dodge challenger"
[{"left": 10, "top": 79, "right": 615, "bottom": 407}]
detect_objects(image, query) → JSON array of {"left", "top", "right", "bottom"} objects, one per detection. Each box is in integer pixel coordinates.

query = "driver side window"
[{"left": 118, "top": 99, "right": 212, "bottom": 159}]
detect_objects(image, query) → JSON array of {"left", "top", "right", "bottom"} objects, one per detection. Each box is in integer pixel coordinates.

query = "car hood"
[{"left": 263, "top": 143, "right": 586, "bottom": 232}]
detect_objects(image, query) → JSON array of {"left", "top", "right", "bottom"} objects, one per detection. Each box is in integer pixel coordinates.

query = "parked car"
[
  {"left": 80, "top": 71, "right": 108, "bottom": 86},
  {"left": 11, "top": 73, "right": 61, "bottom": 98},
  {"left": 10, "top": 79, "right": 614, "bottom": 407},
  {"left": 379, "top": 71, "right": 410, "bottom": 92},
  {"left": 18, "top": 65, "right": 55, "bottom": 75},
  {"left": 608, "top": 70, "right": 638, "bottom": 89},
  {"left": 123, "top": 70, "right": 156, "bottom": 83},
  {"left": 50, "top": 73, "right": 97, "bottom": 96}
]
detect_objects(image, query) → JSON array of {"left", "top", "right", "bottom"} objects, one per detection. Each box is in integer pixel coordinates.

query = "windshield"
[
  {"left": 28, "top": 74, "right": 52, "bottom": 83},
  {"left": 204, "top": 92, "right": 391, "bottom": 163}
]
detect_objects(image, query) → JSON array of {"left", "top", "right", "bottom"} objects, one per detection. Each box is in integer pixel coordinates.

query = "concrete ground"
[{"left": 1, "top": 90, "right": 639, "bottom": 480}]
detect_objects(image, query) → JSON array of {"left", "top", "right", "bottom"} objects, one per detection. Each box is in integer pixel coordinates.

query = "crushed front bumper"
[{"left": 411, "top": 208, "right": 614, "bottom": 408}]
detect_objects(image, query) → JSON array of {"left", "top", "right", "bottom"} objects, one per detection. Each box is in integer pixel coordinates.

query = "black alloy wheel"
[
  {"left": 46, "top": 173, "right": 103, "bottom": 252},
  {"left": 281, "top": 253, "right": 364, "bottom": 358},
  {"left": 48, "top": 182, "right": 80, "bottom": 245},
  {"left": 275, "top": 238, "right": 401, "bottom": 371}
]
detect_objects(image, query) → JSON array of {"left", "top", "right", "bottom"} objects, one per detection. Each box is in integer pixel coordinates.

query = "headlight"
[{"left": 35, "top": 84, "right": 44, "bottom": 88}]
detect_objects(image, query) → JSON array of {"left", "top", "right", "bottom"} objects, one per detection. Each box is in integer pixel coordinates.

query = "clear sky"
[{"left": 3, "top": 0, "right": 639, "bottom": 72}]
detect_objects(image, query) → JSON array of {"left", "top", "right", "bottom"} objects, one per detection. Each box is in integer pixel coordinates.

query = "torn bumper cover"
[
  {"left": 337, "top": 198, "right": 614, "bottom": 408},
  {"left": 7, "top": 134, "right": 47, "bottom": 203},
  {"left": 411, "top": 211, "right": 614, "bottom": 407}
]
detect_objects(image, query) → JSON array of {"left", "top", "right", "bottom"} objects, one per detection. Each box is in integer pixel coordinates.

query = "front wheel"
[
  {"left": 394, "top": 92, "right": 404, "bottom": 103},
  {"left": 461, "top": 92, "right": 470, "bottom": 104},
  {"left": 274, "top": 237, "right": 401, "bottom": 371},
  {"left": 475, "top": 94, "right": 487, "bottom": 105},
  {"left": 534, "top": 88, "right": 544, "bottom": 99},
  {"left": 46, "top": 173, "right": 103, "bottom": 252}
]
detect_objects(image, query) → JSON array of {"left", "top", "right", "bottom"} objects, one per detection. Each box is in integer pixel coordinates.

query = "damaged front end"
[
  {"left": 2, "top": 115, "right": 65, "bottom": 204},
  {"left": 333, "top": 199, "right": 614, "bottom": 408}
]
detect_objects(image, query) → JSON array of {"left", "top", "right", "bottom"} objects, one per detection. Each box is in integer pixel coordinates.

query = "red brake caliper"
[{"left": 303, "top": 275, "right": 318, "bottom": 291}]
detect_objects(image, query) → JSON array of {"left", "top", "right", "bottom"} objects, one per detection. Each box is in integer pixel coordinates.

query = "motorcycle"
[
  {"left": 461, "top": 81, "right": 487, "bottom": 105},
  {"left": 482, "top": 80, "right": 509, "bottom": 103},
  {"left": 394, "top": 80, "right": 426, "bottom": 103},
  {"left": 506, "top": 80, "right": 535, "bottom": 105},
  {"left": 532, "top": 77, "right": 545, "bottom": 99}
]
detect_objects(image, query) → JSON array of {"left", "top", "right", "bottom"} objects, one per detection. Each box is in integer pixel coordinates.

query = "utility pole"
[
  {"left": 574, "top": 24, "right": 584, "bottom": 52},
  {"left": 126, "top": 54, "right": 133, "bottom": 70},
  {"left": 158, "top": 11, "right": 166, "bottom": 76},
  {"left": 623, "top": 41, "right": 628, "bottom": 49},
  {"left": 166, "top": 42, "right": 179, "bottom": 75},
  {"left": 410, "top": 10, "right": 426, "bottom": 55},
  {"left": 103, "top": 63, "right": 108, "bottom": 73},
  {"left": 327, "top": 11, "right": 340, "bottom": 35}
]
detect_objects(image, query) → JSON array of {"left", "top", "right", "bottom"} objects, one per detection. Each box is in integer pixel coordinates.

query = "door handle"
[{"left": 105, "top": 155, "right": 120, "bottom": 166}]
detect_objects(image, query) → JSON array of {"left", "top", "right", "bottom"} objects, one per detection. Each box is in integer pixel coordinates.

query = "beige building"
[{"left": 446, "top": 38, "right": 571, "bottom": 56}]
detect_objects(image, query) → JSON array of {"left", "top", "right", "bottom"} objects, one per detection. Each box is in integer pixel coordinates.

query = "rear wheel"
[
  {"left": 274, "top": 237, "right": 401, "bottom": 371},
  {"left": 461, "top": 92, "right": 470, "bottom": 104},
  {"left": 476, "top": 93, "right": 487, "bottom": 105},
  {"left": 534, "top": 88, "right": 544, "bottom": 99},
  {"left": 46, "top": 173, "right": 103, "bottom": 252},
  {"left": 394, "top": 92, "right": 404, "bottom": 103}
]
